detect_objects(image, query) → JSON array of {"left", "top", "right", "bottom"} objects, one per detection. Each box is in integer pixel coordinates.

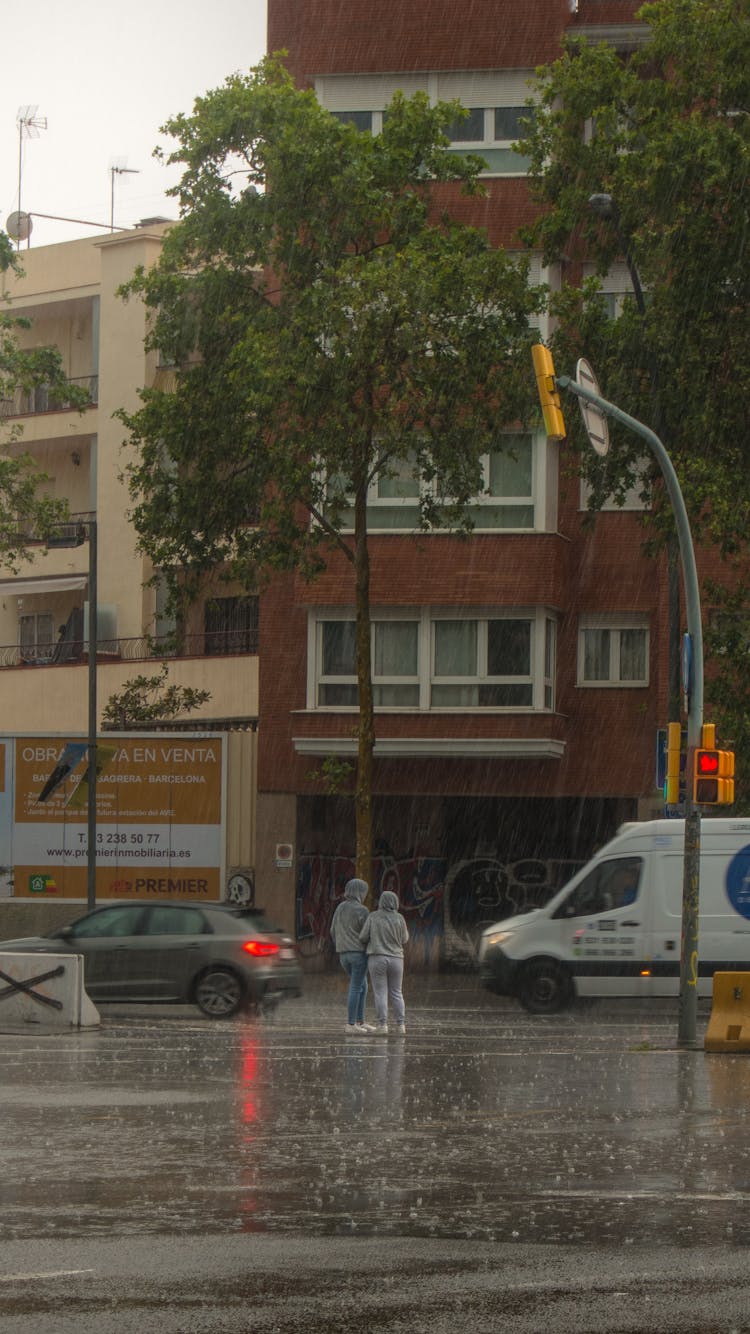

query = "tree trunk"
[{"left": 353, "top": 469, "right": 374, "bottom": 899}]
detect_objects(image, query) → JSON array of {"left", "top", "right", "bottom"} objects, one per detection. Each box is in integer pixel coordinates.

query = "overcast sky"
[{"left": 1, "top": 0, "right": 268, "bottom": 249}]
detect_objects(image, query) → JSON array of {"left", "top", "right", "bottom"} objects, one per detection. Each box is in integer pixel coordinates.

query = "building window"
[
  {"left": 469, "top": 434, "right": 535, "bottom": 529},
  {"left": 445, "top": 105, "right": 536, "bottom": 174},
  {"left": 330, "top": 110, "right": 374, "bottom": 132},
  {"left": 204, "top": 596, "right": 259, "bottom": 656},
  {"left": 432, "top": 617, "right": 534, "bottom": 706},
  {"left": 19, "top": 611, "right": 54, "bottom": 662},
  {"left": 494, "top": 106, "right": 536, "bottom": 141},
  {"left": 319, "top": 619, "right": 358, "bottom": 705},
  {"left": 445, "top": 107, "right": 486, "bottom": 140},
  {"left": 312, "top": 608, "right": 555, "bottom": 711},
  {"left": 578, "top": 618, "right": 649, "bottom": 687},
  {"left": 325, "top": 105, "right": 535, "bottom": 175},
  {"left": 316, "top": 70, "right": 539, "bottom": 176},
  {"left": 326, "top": 434, "right": 542, "bottom": 533},
  {"left": 318, "top": 617, "right": 419, "bottom": 707}
]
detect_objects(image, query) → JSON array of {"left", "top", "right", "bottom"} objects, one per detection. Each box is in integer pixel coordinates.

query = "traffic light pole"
[{"left": 557, "top": 375, "right": 703, "bottom": 1047}]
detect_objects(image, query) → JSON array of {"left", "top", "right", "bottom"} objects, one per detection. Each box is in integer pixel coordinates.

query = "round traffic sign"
[{"left": 576, "top": 357, "right": 610, "bottom": 457}]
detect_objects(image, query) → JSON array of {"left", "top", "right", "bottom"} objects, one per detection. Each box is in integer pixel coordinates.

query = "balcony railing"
[
  {"left": 0, "top": 375, "right": 98, "bottom": 419},
  {"left": 0, "top": 628, "right": 259, "bottom": 669},
  {"left": 18, "top": 510, "right": 97, "bottom": 545}
]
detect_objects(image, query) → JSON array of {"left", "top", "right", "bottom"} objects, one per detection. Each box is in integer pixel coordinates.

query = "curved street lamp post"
[{"left": 558, "top": 369, "right": 702, "bottom": 1047}]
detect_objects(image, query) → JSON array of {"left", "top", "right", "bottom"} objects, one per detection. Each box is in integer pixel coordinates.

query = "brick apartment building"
[
  {"left": 256, "top": 0, "right": 685, "bottom": 963},
  {"left": 0, "top": 4, "right": 719, "bottom": 960}
]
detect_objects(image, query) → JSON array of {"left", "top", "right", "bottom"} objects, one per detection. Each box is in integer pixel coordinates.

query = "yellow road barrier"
[{"left": 705, "top": 972, "right": 750, "bottom": 1052}]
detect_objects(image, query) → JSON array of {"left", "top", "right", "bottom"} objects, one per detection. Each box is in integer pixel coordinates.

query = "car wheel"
[
  {"left": 518, "top": 958, "right": 573, "bottom": 1015},
  {"left": 194, "top": 967, "right": 245, "bottom": 1019}
]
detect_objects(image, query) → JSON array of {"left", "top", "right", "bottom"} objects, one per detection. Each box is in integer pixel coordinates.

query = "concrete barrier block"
[
  {"left": 705, "top": 972, "right": 750, "bottom": 1052},
  {"left": 0, "top": 952, "right": 100, "bottom": 1031}
]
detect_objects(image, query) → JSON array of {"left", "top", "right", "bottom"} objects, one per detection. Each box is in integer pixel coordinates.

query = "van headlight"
[{"left": 483, "top": 929, "right": 514, "bottom": 949}]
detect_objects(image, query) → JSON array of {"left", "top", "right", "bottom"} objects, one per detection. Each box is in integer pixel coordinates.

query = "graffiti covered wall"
[
  {"left": 296, "top": 852, "right": 584, "bottom": 968},
  {"left": 295, "top": 793, "right": 632, "bottom": 968}
]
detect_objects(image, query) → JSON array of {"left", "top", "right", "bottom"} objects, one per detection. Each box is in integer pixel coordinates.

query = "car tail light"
[{"left": 242, "top": 939, "right": 280, "bottom": 957}]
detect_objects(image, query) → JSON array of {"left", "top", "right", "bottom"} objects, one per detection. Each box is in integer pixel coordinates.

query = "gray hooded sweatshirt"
[
  {"left": 359, "top": 890, "right": 409, "bottom": 957},
  {"left": 330, "top": 878, "right": 369, "bottom": 953}
]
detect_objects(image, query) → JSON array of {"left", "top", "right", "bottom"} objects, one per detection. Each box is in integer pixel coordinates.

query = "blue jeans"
[{"left": 339, "top": 950, "right": 369, "bottom": 1025}]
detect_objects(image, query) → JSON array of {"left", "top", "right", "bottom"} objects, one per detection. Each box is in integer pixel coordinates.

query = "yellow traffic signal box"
[
  {"left": 531, "top": 344, "right": 566, "bottom": 441},
  {"left": 664, "top": 721, "right": 682, "bottom": 805}
]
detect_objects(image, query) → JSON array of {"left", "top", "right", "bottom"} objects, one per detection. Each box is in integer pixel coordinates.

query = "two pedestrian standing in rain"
[
  {"left": 359, "top": 890, "right": 409, "bottom": 1035},
  {"left": 330, "top": 878, "right": 376, "bottom": 1035}
]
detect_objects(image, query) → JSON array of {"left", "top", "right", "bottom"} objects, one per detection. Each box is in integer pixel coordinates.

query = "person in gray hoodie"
[
  {"left": 330, "top": 878, "right": 376, "bottom": 1035},
  {"left": 358, "top": 889, "right": 409, "bottom": 1035}
]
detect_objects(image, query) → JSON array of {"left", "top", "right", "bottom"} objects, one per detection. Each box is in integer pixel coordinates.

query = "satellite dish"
[{"left": 6, "top": 211, "right": 32, "bottom": 242}]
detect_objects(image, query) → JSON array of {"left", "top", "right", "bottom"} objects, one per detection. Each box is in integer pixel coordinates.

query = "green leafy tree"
[
  {"left": 519, "top": 0, "right": 750, "bottom": 801},
  {"left": 102, "top": 664, "right": 210, "bottom": 730},
  {"left": 119, "top": 56, "right": 543, "bottom": 878},
  {"left": 0, "top": 234, "right": 91, "bottom": 563}
]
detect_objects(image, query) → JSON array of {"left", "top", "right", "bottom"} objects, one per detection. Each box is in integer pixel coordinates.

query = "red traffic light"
[{"left": 694, "top": 747, "right": 735, "bottom": 804}]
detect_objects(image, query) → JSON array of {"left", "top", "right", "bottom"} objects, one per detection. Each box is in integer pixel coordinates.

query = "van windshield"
[{"left": 552, "top": 856, "right": 642, "bottom": 919}]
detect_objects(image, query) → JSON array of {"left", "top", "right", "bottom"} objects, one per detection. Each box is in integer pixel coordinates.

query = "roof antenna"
[
  {"left": 16, "top": 105, "right": 47, "bottom": 249},
  {"left": 109, "top": 157, "right": 140, "bottom": 232}
]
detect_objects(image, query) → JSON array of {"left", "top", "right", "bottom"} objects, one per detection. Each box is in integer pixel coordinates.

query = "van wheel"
[{"left": 518, "top": 959, "right": 573, "bottom": 1015}]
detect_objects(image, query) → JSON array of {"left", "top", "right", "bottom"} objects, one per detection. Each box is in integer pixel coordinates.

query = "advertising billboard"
[{"left": 0, "top": 735, "right": 225, "bottom": 901}]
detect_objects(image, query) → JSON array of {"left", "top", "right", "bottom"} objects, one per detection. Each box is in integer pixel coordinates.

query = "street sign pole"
[
  {"left": 87, "top": 520, "right": 98, "bottom": 912},
  {"left": 559, "top": 371, "right": 703, "bottom": 1047}
]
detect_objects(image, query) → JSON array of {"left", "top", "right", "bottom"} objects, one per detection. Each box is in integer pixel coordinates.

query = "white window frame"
[
  {"left": 326, "top": 432, "right": 549, "bottom": 534},
  {"left": 470, "top": 434, "right": 538, "bottom": 530},
  {"left": 577, "top": 614, "right": 649, "bottom": 688},
  {"left": 311, "top": 610, "right": 422, "bottom": 709},
  {"left": 315, "top": 71, "right": 538, "bottom": 177},
  {"left": 308, "top": 606, "right": 557, "bottom": 712},
  {"left": 430, "top": 613, "right": 535, "bottom": 709}
]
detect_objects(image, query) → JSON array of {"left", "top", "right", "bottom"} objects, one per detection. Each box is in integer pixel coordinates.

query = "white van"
[{"left": 478, "top": 818, "right": 750, "bottom": 1013}]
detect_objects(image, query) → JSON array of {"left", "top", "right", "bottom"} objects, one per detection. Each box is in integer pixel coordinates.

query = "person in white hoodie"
[
  {"left": 330, "top": 878, "right": 376, "bottom": 1035},
  {"left": 359, "top": 890, "right": 409, "bottom": 1035}
]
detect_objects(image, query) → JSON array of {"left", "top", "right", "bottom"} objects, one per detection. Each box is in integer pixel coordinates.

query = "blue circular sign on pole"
[{"left": 726, "top": 844, "right": 750, "bottom": 921}]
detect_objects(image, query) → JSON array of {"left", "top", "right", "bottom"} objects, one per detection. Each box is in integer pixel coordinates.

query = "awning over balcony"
[{"left": 0, "top": 575, "right": 87, "bottom": 596}]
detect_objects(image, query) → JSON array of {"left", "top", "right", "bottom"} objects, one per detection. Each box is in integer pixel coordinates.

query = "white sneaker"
[
  {"left": 375, "top": 1023, "right": 388, "bottom": 1035},
  {"left": 344, "top": 1024, "right": 361, "bottom": 1035},
  {"left": 355, "top": 1023, "right": 377, "bottom": 1033},
  {"left": 396, "top": 1023, "right": 406, "bottom": 1035}
]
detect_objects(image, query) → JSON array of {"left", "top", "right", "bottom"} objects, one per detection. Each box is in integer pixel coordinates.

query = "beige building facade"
[{"left": 0, "top": 228, "right": 263, "bottom": 918}]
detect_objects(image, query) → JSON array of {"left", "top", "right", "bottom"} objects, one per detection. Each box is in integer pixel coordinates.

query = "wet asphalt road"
[{"left": 2, "top": 973, "right": 750, "bottom": 1332}]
